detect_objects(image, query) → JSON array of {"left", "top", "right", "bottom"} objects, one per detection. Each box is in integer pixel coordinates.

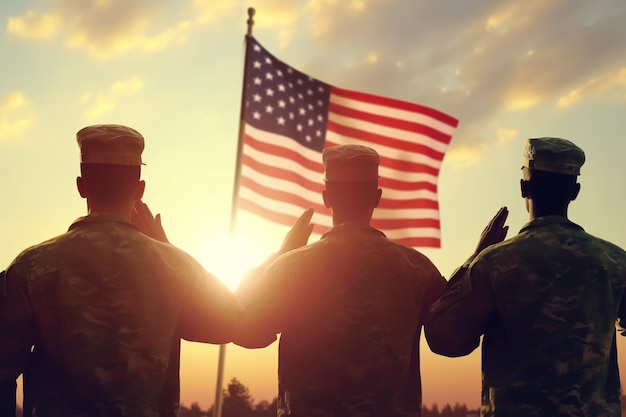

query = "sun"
[{"left": 197, "top": 231, "right": 274, "bottom": 291}]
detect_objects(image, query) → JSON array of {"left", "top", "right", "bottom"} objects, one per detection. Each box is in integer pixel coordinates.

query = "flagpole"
[{"left": 212, "top": 7, "right": 255, "bottom": 417}]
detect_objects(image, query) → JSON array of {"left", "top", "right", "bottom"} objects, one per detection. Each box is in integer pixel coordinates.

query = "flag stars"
[
  {"left": 254, "top": 77, "right": 262, "bottom": 85},
  {"left": 278, "top": 100, "right": 286, "bottom": 108},
  {"left": 253, "top": 111, "right": 261, "bottom": 120},
  {"left": 265, "top": 72, "right": 274, "bottom": 81},
  {"left": 296, "top": 124, "right": 303, "bottom": 131},
  {"left": 277, "top": 117, "right": 285, "bottom": 125},
  {"left": 299, "top": 108, "right": 306, "bottom": 115},
  {"left": 278, "top": 84, "right": 286, "bottom": 92},
  {"left": 253, "top": 60, "right": 262, "bottom": 69},
  {"left": 265, "top": 57, "right": 272, "bottom": 64},
  {"left": 308, "top": 119, "right": 314, "bottom": 126},
  {"left": 265, "top": 105, "right": 274, "bottom": 114},
  {"left": 307, "top": 89, "right": 313, "bottom": 96},
  {"left": 266, "top": 88, "right": 275, "bottom": 97},
  {"left": 253, "top": 94, "right": 262, "bottom": 102}
]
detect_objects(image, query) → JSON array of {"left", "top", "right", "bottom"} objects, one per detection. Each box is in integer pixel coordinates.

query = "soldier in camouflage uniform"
[
  {"left": 0, "top": 124, "right": 244, "bottom": 417},
  {"left": 425, "top": 137, "right": 626, "bottom": 417},
  {"left": 234, "top": 144, "right": 448, "bottom": 417}
]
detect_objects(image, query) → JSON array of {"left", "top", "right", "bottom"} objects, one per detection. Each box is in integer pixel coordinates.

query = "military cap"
[
  {"left": 522, "top": 137, "right": 585, "bottom": 176},
  {"left": 323, "top": 144, "right": 379, "bottom": 182},
  {"left": 77, "top": 124, "right": 144, "bottom": 166}
]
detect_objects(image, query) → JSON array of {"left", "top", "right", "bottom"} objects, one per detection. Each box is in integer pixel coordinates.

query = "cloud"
[
  {"left": 495, "top": 127, "right": 519, "bottom": 146},
  {"left": 83, "top": 76, "right": 144, "bottom": 119},
  {"left": 266, "top": 0, "right": 625, "bottom": 155},
  {"left": 0, "top": 91, "right": 34, "bottom": 140},
  {"left": 558, "top": 67, "right": 626, "bottom": 107},
  {"left": 7, "top": 10, "right": 61, "bottom": 39},
  {"left": 7, "top": 0, "right": 200, "bottom": 59}
]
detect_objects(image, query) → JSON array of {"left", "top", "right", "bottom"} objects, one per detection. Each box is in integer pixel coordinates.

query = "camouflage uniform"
[
  {"left": 238, "top": 222, "right": 446, "bottom": 417},
  {"left": 0, "top": 212, "right": 243, "bottom": 417},
  {"left": 425, "top": 215, "right": 626, "bottom": 417}
]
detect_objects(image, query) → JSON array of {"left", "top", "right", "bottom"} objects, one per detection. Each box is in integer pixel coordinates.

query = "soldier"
[
  {"left": 425, "top": 137, "right": 626, "bottom": 416},
  {"left": 232, "top": 144, "right": 448, "bottom": 417},
  {"left": 0, "top": 124, "right": 244, "bottom": 416}
]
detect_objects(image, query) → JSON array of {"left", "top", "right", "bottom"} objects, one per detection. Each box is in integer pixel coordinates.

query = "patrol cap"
[
  {"left": 522, "top": 137, "right": 585, "bottom": 176},
  {"left": 323, "top": 144, "right": 379, "bottom": 182},
  {"left": 77, "top": 124, "right": 144, "bottom": 166}
]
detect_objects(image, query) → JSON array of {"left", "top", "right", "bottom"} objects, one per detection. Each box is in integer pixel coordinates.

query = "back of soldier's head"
[
  {"left": 521, "top": 137, "right": 585, "bottom": 205},
  {"left": 76, "top": 124, "right": 144, "bottom": 205},
  {"left": 322, "top": 144, "right": 380, "bottom": 212}
]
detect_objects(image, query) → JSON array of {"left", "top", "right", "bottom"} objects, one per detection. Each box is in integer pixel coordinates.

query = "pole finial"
[{"left": 246, "top": 8, "right": 255, "bottom": 37}]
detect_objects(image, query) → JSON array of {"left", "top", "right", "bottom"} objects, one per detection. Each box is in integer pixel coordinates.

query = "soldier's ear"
[
  {"left": 520, "top": 179, "right": 530, "bottom": 198},
  {"left": 570, "top": 182, "right": 581, "bottom": 202},
  {"left": 322, "top": 189, "right": 331, "bottom": 208},
  {"left": 77, "top": 176, "right": 88, "bottom": 199}
]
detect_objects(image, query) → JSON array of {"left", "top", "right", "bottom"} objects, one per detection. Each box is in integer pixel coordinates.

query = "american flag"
[{"left": 236, "top": 36, "right": 458, "bottom": 248}]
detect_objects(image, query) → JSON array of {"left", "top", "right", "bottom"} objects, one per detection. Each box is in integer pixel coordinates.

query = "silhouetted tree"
[
  {"left": 179, "top": 402, "right": 208, "bottom": 417},
  {"left": 253, "top": 398, "right": 278, "bottom": 417},
  {"left": 221, "top": 377, "right": 255, "bottom": 417}
]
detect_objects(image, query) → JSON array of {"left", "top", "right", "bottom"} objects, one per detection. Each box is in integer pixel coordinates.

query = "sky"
[{"left": 1, "top": 0, "right": 626, "bottom": 410}]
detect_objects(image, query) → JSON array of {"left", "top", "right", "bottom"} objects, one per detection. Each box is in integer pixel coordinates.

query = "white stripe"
[
  {"left": 244, "top": 124, "right": 321, "bottom": 165},
  {"left": 240, "top": 164, "right": 322, "bottom": 202},
  {"left": 330, "top": 93, "right": 457, "bottom": 136},
  {"left": 327, "top": 113, "right": 450, "bottom": 157},
  {"left": 242, "top": 143, "right": 323, "bottom": 185},
  {"left": 239, "top": 186, "right": 333, "bottom": 226}
]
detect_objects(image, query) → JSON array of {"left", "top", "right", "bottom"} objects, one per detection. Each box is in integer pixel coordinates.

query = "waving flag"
[{"left": 236, "top": 36, "right": 458, "bottom": 248}]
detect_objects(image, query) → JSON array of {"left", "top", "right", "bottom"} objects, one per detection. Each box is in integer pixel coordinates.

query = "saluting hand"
[
  {"left": 475, "top": 206, "right": 509, "bottom": 254},
  {"left": 279, "top": 208, "right": 314, "bottom": 254},
  {"left": 131, "top": 200, "right": 170, "bottom": 243}
]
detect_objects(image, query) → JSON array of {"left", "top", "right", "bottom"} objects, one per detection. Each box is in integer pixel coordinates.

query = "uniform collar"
[
  {"left": 68, "top": 212, "right": 139, "bottom": 232},
  {"left": 321, "top": 222, "right": 386, "bottom": 240},
  {"left": 519, "top": 215, "right": 584, "bottom": 234}
]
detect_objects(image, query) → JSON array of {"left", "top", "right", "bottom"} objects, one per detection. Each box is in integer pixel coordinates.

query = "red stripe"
[
  {"left": 239, "top": 175, "right": 327, "bottom": 212},
  {"left": 244, "top": 133, "right": 324, "bottom": 174},
  {"left": 331, "top": 86, "right": 459, "bottom": 128},
  {"left": 329, "top": 101, "right": 453, "bottom": 145},
  {"left": 238, "top": 198, "right": 331, "bottom": 236},
  {"left": 378, "top": 198, "right": 439, "bottom": 210},
  {"left": 378, "top": 178, "right": 437, "bottom": 193},
  {"left": 241, "top": 154, "right": 322, "bottom": 193},
  {"left": 327, "top": 119, "right": 445, "bottom": 162}
]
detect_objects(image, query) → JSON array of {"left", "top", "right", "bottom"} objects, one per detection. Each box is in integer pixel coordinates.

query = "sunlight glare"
[{"left": 198, "top": 232, "right": 271, "bottom": 291}]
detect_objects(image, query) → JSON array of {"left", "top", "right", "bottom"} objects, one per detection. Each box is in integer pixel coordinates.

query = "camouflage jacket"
[
  {"left": 237, "top": 222, "right": 446, "bottom": 417},
  {"left": 425, "top": 216, "right": 626, "bottom": 417},
  {"left": 0, "top": 212, "right": 243, "bottom": 417}
]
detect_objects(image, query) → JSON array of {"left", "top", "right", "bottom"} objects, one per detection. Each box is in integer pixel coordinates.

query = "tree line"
[{"left": 179, "top": 377, "right": 479, "bottom": 417}]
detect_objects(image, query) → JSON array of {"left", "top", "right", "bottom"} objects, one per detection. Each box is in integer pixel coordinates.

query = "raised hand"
[
  {"left": 279, "top": 208, "right": 314, "bottom": 254},
  {"left": 131, "top": 200, "right": 169, "bottom": 243},
  {"left": 475, "top": 206, "right": 509, "bottom": 254}
]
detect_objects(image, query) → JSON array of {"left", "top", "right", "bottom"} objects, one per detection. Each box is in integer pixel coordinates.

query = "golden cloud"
[
  {"left": 7, "top": 10, "right": 61, "bottom": 39},
  {"left": 495, "top": 127, "right": 518, "bottom": 146},
  {"left": 558, "top": 67, "right": 626, "bottom": 108},
  {"left": 83, "top": 76, "right": 144, "bottom": 119},
  {"left": 0, "top": 91, "right": 34, "bottom": 140}
]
